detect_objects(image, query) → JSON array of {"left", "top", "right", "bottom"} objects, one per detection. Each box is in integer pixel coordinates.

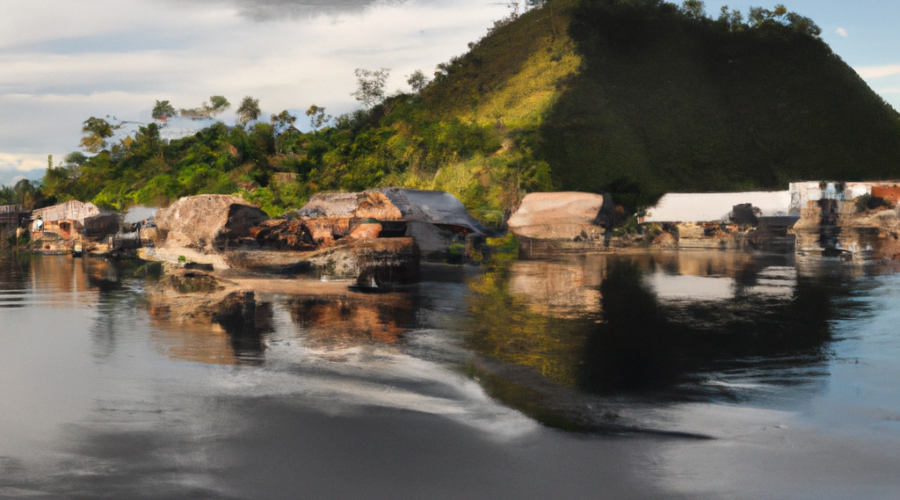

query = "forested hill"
[{"left": 41, "top": 0, "right": 900, "bottom": 223}]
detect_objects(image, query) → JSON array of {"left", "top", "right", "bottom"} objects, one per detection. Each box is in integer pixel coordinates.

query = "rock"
[
  {"left": 293, "top": 191, "right": 402, "bottom": 220},
  {"left": 225, "top": 237, "right": 420, "bottom": 283},
  {"left": 346, "top": 219, "right": 382, "bottom": 240},
  {"left": 508, "top": 192, "right": 608, "bottom": 241},
  {"left": 224, "top": 250, "right": 314, "bottom": 274},
  {"left": 156, "top": 195, "right": 269, "bottom": 253},
  {"left": 183, "top": 262, "right": 215, "bottom": 271},
  {"left": 652, "top": 231, "right": 677, "bottom": 249},
  {"left": 158, "top": 270, "right": 223, "bottom": 294},
  {"left": 288, "top": 188, "right": 488, "bottom": 256},
  {"left": 250, "top": 219, "right": 318, "bottom": 251}
]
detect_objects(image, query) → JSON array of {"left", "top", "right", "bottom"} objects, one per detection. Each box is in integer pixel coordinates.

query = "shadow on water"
[{"left": 464, "top": 252, "right": 876, "bottom": 432}]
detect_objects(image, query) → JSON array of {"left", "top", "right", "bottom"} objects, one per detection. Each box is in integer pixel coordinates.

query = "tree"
[
  {"left": 351, "top": 68, "right": 390, "bottom": 108},
  {"left": 680, "top": 0, "right": 706, "bottom": 20},
  {"left": 717, "top": 5, "right": 744, "bottom": 32},
  {"left": 305, "top": 104, "right": 332, "bottom": 131},
  {"left": 13, "top": 178, "right": 36, "bottom": 210},
  {"left": 152, "top": 100, "right": 177, "bottom": 119},
  {"left": 79, "top": 117, "right": 118, "bottom": 153},
  {"left": 208, "top": 95, "right": 230, "bottom": 115},
  {"left": 270, "top": 110, "right": 297, "bottom": 133},
  {"left": 406, "top": 70, "right": 429, "bottom": 94},
  {"left": 237, "top": 96, "right": 261, "bottom": 125},
  {"left": 785, "top": 12, "right": 821, "bottom": 37},
  {"left": 179, "top": 95, "right": 230, "bottom": 120}
]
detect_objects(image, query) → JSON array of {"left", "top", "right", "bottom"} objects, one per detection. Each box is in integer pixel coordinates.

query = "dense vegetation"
[{"left": 38, "top": 0, "right": 900, "bottom": 223}]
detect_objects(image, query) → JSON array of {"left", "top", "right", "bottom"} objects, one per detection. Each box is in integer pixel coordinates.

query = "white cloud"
[
  {"left": 0, "top": 153, "right": 53, "bottom": 172},
  {"left": 836, "top": 27, "right": 848, "bottom": 38},
  {"left": 0, "top": 0, "right": 507, "bottom": 158},
  {"left": 855, "top": 64, "right": 900, "bottom": 79}
]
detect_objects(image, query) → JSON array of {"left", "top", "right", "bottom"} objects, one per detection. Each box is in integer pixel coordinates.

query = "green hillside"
[
  {"left": 415, "top": 0, "right": 900, "bottom": 208},
  {"left": 41, "top": 0, "right": 900, "bottom": 222}
]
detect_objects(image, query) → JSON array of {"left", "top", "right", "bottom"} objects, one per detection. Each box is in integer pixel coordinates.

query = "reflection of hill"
[
  {"left": 466, "top": 253, "right": 871, "bottom": 430},
  {"left": 287, "top": 295, "right": 415, "bottom": 349}
]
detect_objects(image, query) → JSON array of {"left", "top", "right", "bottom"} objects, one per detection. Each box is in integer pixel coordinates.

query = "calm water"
[{"left": 1, "top": 251, "right": 899, "bottom": 499}]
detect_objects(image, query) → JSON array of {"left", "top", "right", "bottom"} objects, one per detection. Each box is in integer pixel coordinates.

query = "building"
[
  {"left": 643, "top": 191, "right": 792, "bottom": 223},
  {"left": 0, "top": 205, "right": 29, "bottom": 226},
  {"left": 31, "top": 200, "right": 119, "bottom": 240}
]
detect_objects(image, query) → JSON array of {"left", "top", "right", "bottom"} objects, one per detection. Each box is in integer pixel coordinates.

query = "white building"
[{"left": 642, "top": 191, "right": 792, "bottom": 223}]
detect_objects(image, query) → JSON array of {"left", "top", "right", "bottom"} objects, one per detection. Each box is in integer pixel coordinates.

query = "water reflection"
[
  {"left": 146, "top": 288, "right": 274, "bottom": 365},
  {"left": 465, "top": 252, "right": 876, "bottom": 429},
  {"left": 287, "top": 294, "right": 416, "bottom": 348}
]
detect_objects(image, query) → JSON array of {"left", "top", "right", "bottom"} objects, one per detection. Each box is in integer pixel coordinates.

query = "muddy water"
[{"left": 1, "top": 252, "right": 899, "bottom": 499}]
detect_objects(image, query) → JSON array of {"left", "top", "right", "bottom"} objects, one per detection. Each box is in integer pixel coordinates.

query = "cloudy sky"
[{"left": 1, "top": 0, "right": 898, "bottom": 185}]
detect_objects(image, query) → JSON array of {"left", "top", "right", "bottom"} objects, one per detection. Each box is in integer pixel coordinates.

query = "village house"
[{"left": 31, "top": 200, "right": 119, "bottom": 241}]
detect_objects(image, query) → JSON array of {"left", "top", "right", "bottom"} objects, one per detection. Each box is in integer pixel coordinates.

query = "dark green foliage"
[{"left": 540, "top": 0, "right": 900, "bottom": 209}]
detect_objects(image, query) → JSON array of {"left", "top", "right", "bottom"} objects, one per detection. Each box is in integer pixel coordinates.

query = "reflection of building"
[
  {"left": 642, "top": 252, "right": 796, "bottom": 301},
  {"left": 788, "top": 181, "right": 900, "bottom": 258},
  {"left": 31, "top": 201, "right": 118, "bottom": 241}
]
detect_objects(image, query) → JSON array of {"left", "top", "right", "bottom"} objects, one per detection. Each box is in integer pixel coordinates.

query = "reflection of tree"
[
  {"left": 466, "top": 255, "right": 869, "bottom": 401},
  {"left": 582, "top": 257, "right": 863, "bottom": 395},
  {"left": 466, "top": 268, "right": 596, "bottom": 388}
]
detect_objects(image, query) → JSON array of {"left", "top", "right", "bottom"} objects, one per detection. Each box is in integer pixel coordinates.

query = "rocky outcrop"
[
  {"left": 287, "top": 188, "right": 487, "bottom": 256},
  {"left": 508, "top": 192, "right": 608, "bottom": 241},
  {"left": 226, "top": 237, "right": 420, "bottom": 285},
  {"left": 156, "top": 195, "right": 269, "bottom": 253},
  {"left": 250, "top": 219, "right": 318, "bottom": 251},
  {"left": 294, "top": 191, "right": 403, "bottom": 220}
]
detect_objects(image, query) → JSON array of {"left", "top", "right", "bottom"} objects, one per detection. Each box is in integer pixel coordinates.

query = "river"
[{"left": 0, "top": 251, "right": 898, "bottom": 499}]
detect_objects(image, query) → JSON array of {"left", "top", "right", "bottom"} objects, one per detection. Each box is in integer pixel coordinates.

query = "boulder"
[
  {"left": 156, "top": 195, "right": 269, "bottom": 253},
  {"left": 652, "top": 231, "right": 677, "bottom": 249},
  {"left": 508, "top": 192, "right": 607, "bottom": 240},
  {"left": 293, "top": 191, "right": 402, "bottom": 220},
  {"left": 288, "top": 188, "right": 487, "bottom": 255},
  {"left": 346, "top": 219, "right": 383, "bottom": 241},
  {"left": 250, "top": 219, "right": 317, "bottom": 251}
]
